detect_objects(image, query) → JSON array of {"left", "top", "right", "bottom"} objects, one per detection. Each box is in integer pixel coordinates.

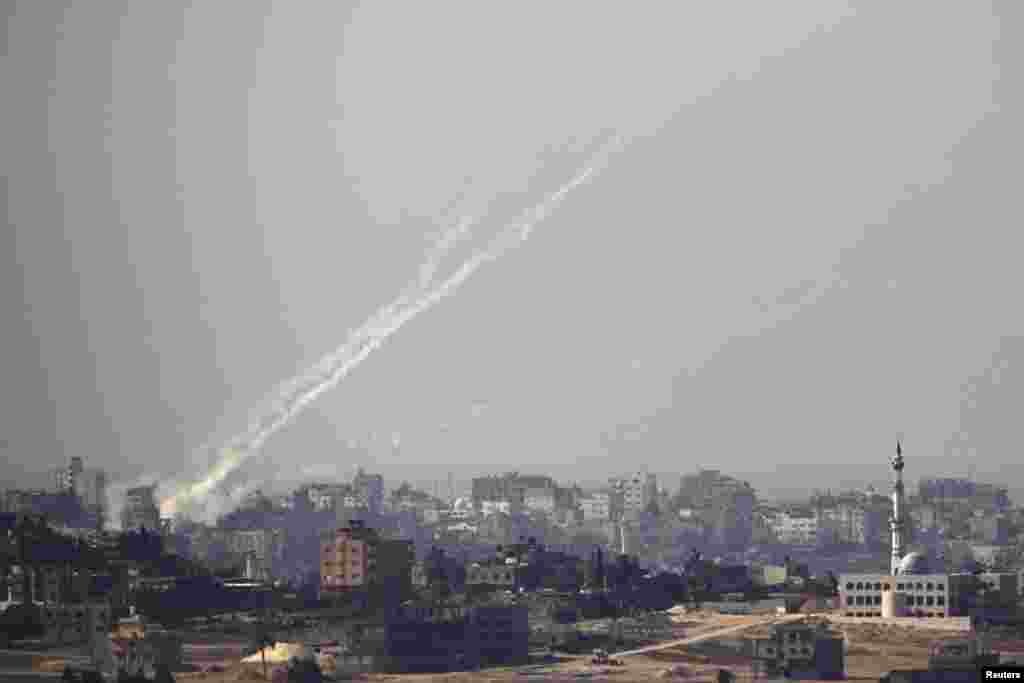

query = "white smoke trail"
[{"left": 160, "top": 133, "right": 623, "bottom": 521}]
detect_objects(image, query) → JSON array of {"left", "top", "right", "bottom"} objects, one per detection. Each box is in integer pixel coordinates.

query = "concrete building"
[
  {"left": 319, "top": 520, "right": 412, "bottom": 602},
  {"left": 225, "top": 529, "right": 282, "bottom": 580},
  {"left": 120, "top": 486, "right": 159, "bottom": 531},
  {"left": 838, "top": 443, "right": 962, "bottom": 620},
  {"left": 579, "top": 491, "right": 611, "bottom": 522},
  {"left": 353, "top": 468, "right": 384, "bottom": 515},
  {"left": 465, "top": 560, "right": 516, "bottom": 590},
  {"left": 471, "top": 473, "right": 554, "bottom": 510},
  {"left": 610, "top": 472, "right": 657, "bottom": 519},
  {"left": 480, "top": 500, "right": 511, "bottom": 517},
  {"left": 76, "top": 470, "right": 107, "bottom": 513},
  {"left": 770, "top": 509, "right": 819, "bottom": 546},
  {"left": 523, "top": 487, "right": 556, "bottom": 514},
  {"left": 382, "top": 604, "right": 528, "bottom": 672},
  {"left": 320, "top": 522, "right": 374, "bottom": 594},
  {"left": 751, "top": 622, "right": 844, "bottom": 679},
  {"left": 2, "top": 490, "right": 54, "bottom": 514},
  {"left": 969, "top": 515, "right": 1010, "bottom": 545},
  {"left": 303, "top": 483, "right": 351, "bottom": 512},
  {"left": 51, "top": 457, "right": 84, "bottom": 495},
  {"left": 840, "top": 568, "right": 950, "bottom": 618},
  {"left": 38, "top": 602, "right": 111, "bottom": 647}
]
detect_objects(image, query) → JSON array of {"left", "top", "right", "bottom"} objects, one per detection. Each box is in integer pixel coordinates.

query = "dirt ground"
[{"left": 126, "top": 615, "right": 997, "bottom": 683}]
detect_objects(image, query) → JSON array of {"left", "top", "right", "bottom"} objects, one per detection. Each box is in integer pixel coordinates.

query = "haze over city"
[{"left": 3, "top": 1, "right": 1023, "bottom": 506}]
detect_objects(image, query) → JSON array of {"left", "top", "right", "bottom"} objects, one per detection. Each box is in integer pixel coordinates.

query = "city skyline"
[{"left": 3, "top": 3, "right": 1022, "bottom": 509}]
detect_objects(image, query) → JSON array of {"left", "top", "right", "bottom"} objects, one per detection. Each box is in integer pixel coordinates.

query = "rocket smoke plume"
[{"left": 158, "top": 132, "right": 623, "bottom": 521}]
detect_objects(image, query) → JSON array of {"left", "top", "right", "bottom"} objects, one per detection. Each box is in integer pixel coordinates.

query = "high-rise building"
[
  {"left": 121, "top": 485, "right": 159, "bottom": 531},
  {"left": 353, "top": 467, "right": 384, "bottom": 515},
  {"left": 609, "top": 472, "right": 657, "bottom": 518},
  {"left": 52, "top": 457, "right": 81, "bottom": 495}
]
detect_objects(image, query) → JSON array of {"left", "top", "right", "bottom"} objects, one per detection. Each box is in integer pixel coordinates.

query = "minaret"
[{"left": 889, "top": 441, "right": 906, "bottom": 575}]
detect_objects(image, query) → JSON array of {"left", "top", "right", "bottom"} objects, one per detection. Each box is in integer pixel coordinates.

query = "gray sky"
[{"left": 2, "top": 1, "right": 1022, "bottom": 504}]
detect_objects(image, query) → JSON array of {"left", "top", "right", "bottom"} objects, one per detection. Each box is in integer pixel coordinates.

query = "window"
[
  {"left": 916, "top": 596, "right": 924, "bottom": 606},
  {"left": 897, "top": 583, "right": 905, "bottom": 590},
  {"left": 937, "top": 596, "right": 945, "bottom": 606},
  {"left": 915, "top": 582, "right": 924, "bottom": 591},
  {"left": 846, "top": 596, "right": 854, "bottom": 606},
  {"left": 874, "top": 582, "right": 882, "bottom": 591},
  {"left": 926, "top": 596, "right": 934, "bottom": 607},
  {"left": 874, "top": 596, "right": 882, "bottom": 606},
  {"left": 855, "top": 596, "right": 864, "bottom": 606},
  {"left": 856, "top": 582, "right": 864, "bottom": 590},
  {"left": 926, "top": 582, "right": 934, "bottom": 591},
  {"left": 937, "top": 584, "right": 944, "bottom": 591},
  {"left": 883, "top": 583, "right": 891, "bottom": 591}
]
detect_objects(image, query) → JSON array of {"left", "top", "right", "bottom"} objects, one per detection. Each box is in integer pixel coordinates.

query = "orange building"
[
  {"left": 320, "top": 521, "right": 375, "bottom": 594},
  {"left": 320, "top": 520, "right": 414, "bottom": 604}
]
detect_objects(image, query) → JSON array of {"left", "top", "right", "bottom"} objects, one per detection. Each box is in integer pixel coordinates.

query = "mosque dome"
[{"left": 898, "top": 551, "right": 932, "bottom": 575}]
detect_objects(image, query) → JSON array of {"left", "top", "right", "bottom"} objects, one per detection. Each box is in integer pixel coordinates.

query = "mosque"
[{"left": 838, "top": 443, "right": 968, "bottom": 618}]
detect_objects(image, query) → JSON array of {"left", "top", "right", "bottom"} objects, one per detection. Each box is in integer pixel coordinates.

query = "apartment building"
[
  {"left": 320, "top": 520, "right": 412, "bottom": 600},
  {"left": 121, "top": 486, "right": 159, "bottom": 531},
  {"left": 609, "top": 472, "right": 657, "bottom": 519},
  {"left": 770, "top": 509, "right": 819, "bottom": 546},
  {"left": 579, "top": 491, "right": 611, "bottom": 522},
  {"left": 523, "top": 487, "right": 555, "bottom": 514}
]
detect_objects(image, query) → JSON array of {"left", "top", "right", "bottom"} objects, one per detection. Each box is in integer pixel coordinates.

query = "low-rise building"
[
  {"left": 839, "top": 572, "right": 950, "bottom": 618},
  {"left": 465, "top": 560, "right": 516, "bottom": 590},
  {"left": 382, "top": 603, "right": 528, "bottom": 672},
  {"left": 751, "top": 622, "right": 844, "bottom": 679},
  {"left": 38, "top": 602, "right": 111, "bottom": 647},
  {"left": 480, "top": 500, "right": 511, "bottom": 517}
]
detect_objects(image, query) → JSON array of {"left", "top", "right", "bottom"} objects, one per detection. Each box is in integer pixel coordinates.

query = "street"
[{"left": 617, "top": 613, "right": 806, "bottom": 657}]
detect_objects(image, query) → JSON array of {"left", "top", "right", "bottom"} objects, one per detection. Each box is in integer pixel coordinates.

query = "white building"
[
  {"left": 817, "top": 503, "right": 867, "bottom": 546},
  {"left": 770, "top": 509, "right": 818, "bottom": 546},
  {"left": 839, "top": 564, "right": 950, "bottom": 618},
  {"left": 480, "top": 500, "right": 511, "bottom": 517},
  {"left": 610, "top": 472, "right": 657, "bottom": 518},
  {"left": 304, "top": 483, "right": 349, "bottom": 511},
  {"left": 579, "top": 492, "right": 611, "bottom": 522},
  {"left": 523, "top": 487, "right": 556, "bottom": 514},
  {"left": 838, "top": 444, "right": 956, "bottom": 620}
]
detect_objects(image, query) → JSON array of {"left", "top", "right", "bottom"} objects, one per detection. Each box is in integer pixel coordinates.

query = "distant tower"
[{"left": 890, "top": 441, "right": 907, "bottom": 575}]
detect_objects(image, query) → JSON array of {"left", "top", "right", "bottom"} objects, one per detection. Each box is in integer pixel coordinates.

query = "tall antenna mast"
[{"left": 890, "top": 439, "right": 907, "bottom": 576}]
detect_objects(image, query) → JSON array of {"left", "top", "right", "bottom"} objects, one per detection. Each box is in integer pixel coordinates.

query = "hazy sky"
[{"left": 3, "top": 2, "right": 1022, "bottom": 503}]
